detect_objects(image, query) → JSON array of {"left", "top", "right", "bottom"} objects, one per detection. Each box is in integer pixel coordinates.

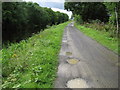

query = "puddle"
[
  {"left": 66, "top": 52, "right": 72, "bottom": 56},
  {"left": 67, "top": 59, "right": 79, "bottom": 64},
  {"left": 66, "top": 78, "right": 89, "bottom": 88}
]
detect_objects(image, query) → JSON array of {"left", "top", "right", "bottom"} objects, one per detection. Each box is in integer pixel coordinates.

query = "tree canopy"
[
  {"left": 65, "top": 2, "right": 109, "bottom": 22},
  {"left": 2, "top": 2, "right": 69, "bottom": 43}
]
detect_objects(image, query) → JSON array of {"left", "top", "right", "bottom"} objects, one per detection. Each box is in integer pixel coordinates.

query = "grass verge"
[
  {"left": 2, "top": 21, "right": 70, "bottom": 88},
  {"left": 75, "top": 23, "right": 118, "bottom": 54}
]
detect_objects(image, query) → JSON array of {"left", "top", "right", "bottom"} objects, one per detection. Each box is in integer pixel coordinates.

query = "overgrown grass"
[
  {"left": 2, "top": 21, "right": 70, "bottom": 88},
  {"left": 75, "top": 23, "right": 118, "bottom": 54}
]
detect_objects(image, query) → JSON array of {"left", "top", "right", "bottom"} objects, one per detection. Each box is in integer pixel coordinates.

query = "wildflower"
[
  {"left": 12, "top": 54, "right": 17, "bottom": 58},
  {"left": 11, "top": 78, "right": 17, "bottom": 82}
]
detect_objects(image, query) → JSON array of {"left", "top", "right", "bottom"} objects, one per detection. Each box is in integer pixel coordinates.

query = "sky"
[{"left": 24, "top": 0, "right": 72, "bottom": 19}]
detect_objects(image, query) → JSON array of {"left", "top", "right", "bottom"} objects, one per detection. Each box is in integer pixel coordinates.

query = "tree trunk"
[{"left": 115, "top": 6, "right": 119, "bottom": 37}]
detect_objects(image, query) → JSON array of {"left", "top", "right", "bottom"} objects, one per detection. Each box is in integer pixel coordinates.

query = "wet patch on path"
[
  {"left": 67, "top": 58, "right": 79, "bottom": 64},
  {"left": 66, "top": 78, "right": 89, "bottom": 88}
]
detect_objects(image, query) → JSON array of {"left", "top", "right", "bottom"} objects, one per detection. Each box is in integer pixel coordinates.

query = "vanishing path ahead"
[{"left": 55, "top": 22, "right": 118, "bottom": 88}]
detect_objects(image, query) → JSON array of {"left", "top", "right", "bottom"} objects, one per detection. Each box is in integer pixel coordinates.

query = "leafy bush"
[
  {"left": 2, "top": 2, "right": 69, "bottom": 43},
  {"left": 81, "top": 19, "right": 117, "bottom": 38},
  {"left": 74, "top": 14, "right": 83, "bottom": 24},
  {"left": 90, "top": 19, "right": 102, "bottom": 24}
]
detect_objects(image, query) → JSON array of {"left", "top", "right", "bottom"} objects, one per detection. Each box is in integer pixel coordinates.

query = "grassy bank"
[
  {"left": 75, "top": 23, "right": 118, "bottom": 54},
  {"left": 2, "top": 21, "right": 70, "bottom": 88}
]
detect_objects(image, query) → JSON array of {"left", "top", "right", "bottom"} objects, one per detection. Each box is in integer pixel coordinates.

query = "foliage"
[
  {"left": 103, "top": 2, "right": 119, "bottom": 37},
  {"left": 103, "top": 2, "right": 119, "bottom": 25},
  {"left": 55, "top": 11, "right": 69, "bottom": 24},
  {"left": 2, "top": 2, "right": 69, "bottom": 43},
  {"left": 2, "top": 21, "right": 70, "bottom": 88},
  {"left": 43, "top": 7, "right": 56, "bottom": 25},
  {"left": 65, "top": 2, "right": 109, "bottom": 22},
  {"left": 74, "top": 14, "right": 83, "bottom": 24},
  {"left": 83, "top": 21, "right": 116, "bottom": 38}
]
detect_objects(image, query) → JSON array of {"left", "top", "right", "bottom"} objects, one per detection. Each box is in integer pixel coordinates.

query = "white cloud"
[
  {"left": 24, "top": 0, "right": 72, "bottom": 19},
  {"left": 51, "top": 8, "right": 72, "bottom": 19},
  {"left": 24, "top": 0, "right": 64, "bottom": 3},
  {"left": 44, "top": 0, "right": 64, "bottom": 2}
]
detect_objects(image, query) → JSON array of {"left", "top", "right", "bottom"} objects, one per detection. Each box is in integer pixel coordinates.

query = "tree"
[
  {"left": 2, "top": 2, "right": 69, "bottom": 43},
  {"left": 103, "top": 2, "right": 119, "bottom": 36},
  {"left": 44, "top": 8, "right": 56, "bottom": 25},
  {"left": 74, "top": 14, "right": 83, "bottom": 24},
  {"left": 65, "top": 2, "right": 109, "bottom": 22}
]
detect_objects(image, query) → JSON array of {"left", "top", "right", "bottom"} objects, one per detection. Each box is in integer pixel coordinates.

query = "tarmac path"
[{"left": 55, "top": 22, "right": 118, "bottom": 88}]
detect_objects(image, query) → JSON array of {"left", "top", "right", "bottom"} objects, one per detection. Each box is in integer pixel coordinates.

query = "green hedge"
[{"left": 2, "top": 2, "right": 69, "bottom": 43}]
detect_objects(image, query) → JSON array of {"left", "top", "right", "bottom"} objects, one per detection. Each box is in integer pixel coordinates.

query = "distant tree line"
[
  {"left": 65, "top": 2, "right": 110, "bottom": 22},
  {"left": 2, "top": 2, "right": 69, "bottom": 43}
]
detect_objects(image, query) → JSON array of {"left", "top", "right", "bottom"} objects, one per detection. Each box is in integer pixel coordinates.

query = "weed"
[
  {"left": 75, "top": 23, "right": 118, "bottom": 54},
  {"left": 2, "top": 21, "right": 70, "bottom": 88}
]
